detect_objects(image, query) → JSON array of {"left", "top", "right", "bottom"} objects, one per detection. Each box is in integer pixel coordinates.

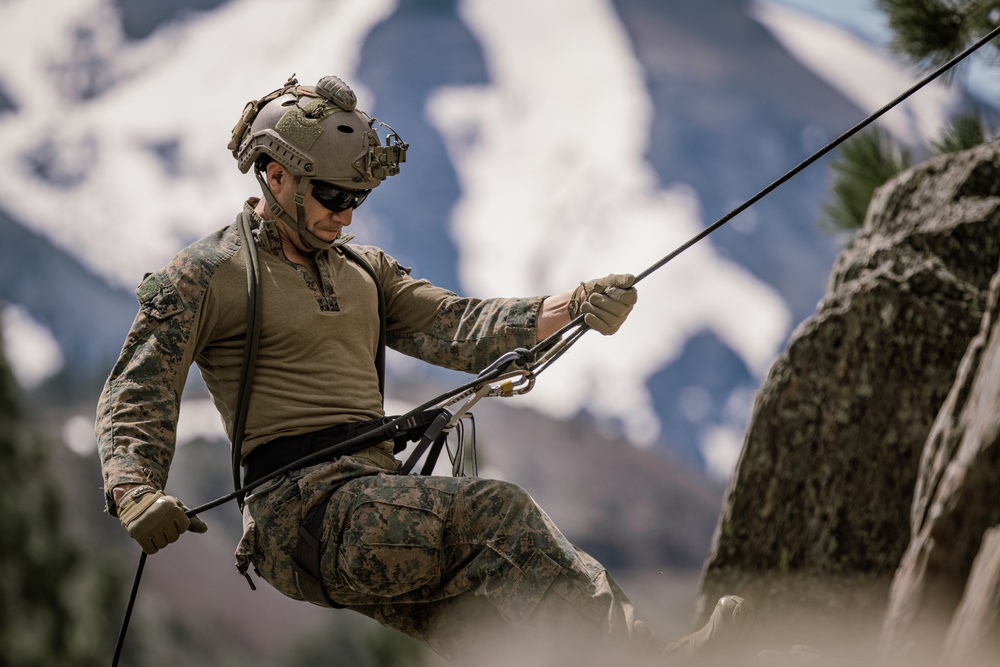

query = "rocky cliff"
[{"left": 696, "top": 140, "right": 1000, "bottom": 665}]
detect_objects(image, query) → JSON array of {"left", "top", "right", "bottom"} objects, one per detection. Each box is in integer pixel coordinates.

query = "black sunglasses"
[{"left": 310, "top": 180, "right": 371, "bottom": 213}]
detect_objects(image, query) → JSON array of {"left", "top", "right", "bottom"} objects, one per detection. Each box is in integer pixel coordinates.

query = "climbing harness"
[{"left": 110, "top": 23, "right": 1000, "bottom": 666}]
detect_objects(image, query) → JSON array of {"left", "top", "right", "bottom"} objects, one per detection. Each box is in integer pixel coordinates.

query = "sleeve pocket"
[{"left": 136, "top": 271, "right": 185, "bottom": 320}]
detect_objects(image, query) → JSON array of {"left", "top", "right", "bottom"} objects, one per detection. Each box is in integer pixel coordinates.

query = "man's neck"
[
  {"left": 277, "top": 224, "right": 321, "bottom": 282},
  {"left": 255, "top": 200, "right": 321, "bottom": 279}
]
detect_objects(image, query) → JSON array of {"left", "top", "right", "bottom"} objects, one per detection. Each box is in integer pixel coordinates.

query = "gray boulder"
[{"left": 696, "top": 140, "right": 1000, "bottom": 662}]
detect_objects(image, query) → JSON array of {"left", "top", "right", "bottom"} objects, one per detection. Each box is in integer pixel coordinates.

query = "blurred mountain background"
[{"left": 0, "top": 0, "right": 997, "bottom": 664}]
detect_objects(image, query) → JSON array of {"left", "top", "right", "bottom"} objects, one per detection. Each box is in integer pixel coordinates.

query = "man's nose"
[{"left": 333, "top": 208, "right": 353, "bottom": 226}]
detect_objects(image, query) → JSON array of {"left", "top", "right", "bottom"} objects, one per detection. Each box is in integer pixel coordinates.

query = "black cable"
[
  {"left": 634, "top": 22, "right": 1000, "bottom": 284},
  {"left": 111, "top": 551, "right": 145, "bottom": 666}
]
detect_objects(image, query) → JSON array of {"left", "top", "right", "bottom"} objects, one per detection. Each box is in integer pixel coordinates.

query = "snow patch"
[
  {"left": 62, "top": 414, "right": 98, "bottom": 456},
  {"left": 176, "top": 397, "right": 228, "bottom": 445},
  {"left": 1, "top": 303, "right": 64, "bottom": 389},
  {"left": 429, "top": 0, "right": 791, "bottom": 451},
  {"left": 703, "top": 425, "right": 744, "bottom": 482},
  {"left": 752, "top": 0, "right": 959, "bottom": 145}
]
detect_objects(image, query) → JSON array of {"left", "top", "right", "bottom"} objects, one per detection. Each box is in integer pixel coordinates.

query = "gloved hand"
[
  {"left": 568, "top": 273, "right": 638, "bottom": 335},
  {"left": 117, "top": 486, "right": 208, "bottom": 555}
]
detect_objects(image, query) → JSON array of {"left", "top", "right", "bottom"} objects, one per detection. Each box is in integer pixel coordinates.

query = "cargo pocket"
[
  {"left": 495, "top": 549, "right": 563, "bottom": 626},
  {"left": 335, "top": 483, "right": 447, "bottom": 598}
]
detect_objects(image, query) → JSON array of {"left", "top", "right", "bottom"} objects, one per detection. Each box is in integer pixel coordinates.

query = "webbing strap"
[
  {"left": 233, "top": 213, "right": 262, "bottom": 508},
  {"left": 242, "top": 409, "right": 445, "bottom": 487},
  {"left": 293, "top": 504, "right": 341, "bottom": 607}
]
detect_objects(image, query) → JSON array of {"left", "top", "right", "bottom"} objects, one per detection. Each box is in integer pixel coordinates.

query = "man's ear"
[{"left": 266, "top": 161, "right": 288, "bottom": 191}]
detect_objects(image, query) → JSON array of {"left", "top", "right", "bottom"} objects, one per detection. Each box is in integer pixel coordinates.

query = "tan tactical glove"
[
  {"left": 568, "top": 273, "right": 638, "bottom": 335},
  {"left": 117, "top": 486, "right": 208, "bottom": 555}
]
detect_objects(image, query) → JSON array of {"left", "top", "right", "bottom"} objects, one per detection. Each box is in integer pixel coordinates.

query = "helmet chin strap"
[{"left": 254, "top": 169, "right": 337, "bottom": 252}]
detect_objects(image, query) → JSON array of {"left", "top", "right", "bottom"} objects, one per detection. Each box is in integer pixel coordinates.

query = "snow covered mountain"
[{"left": 0, "top": 0, "right": 979, "bottom": 479}]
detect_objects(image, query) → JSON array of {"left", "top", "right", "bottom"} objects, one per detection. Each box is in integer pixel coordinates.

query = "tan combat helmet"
[{"left": 228, "top": 74, "right": 407, "bottom": 250}]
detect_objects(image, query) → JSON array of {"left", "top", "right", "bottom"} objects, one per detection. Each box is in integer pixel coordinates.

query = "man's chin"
[{"left": 314, "top": 227, "right": 342, "bottom": 241}]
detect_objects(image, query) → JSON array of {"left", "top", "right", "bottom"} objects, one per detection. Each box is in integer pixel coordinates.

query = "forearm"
[
  {"left": 536, "top": 288, "right": 575, "bottom": 340},
  {"left": 388, "top": 295, "right": 545, "bottom": 372},
  {"left": 97, "top": 285, "right": 200, "bottom": 514},
  {"left": 97, "top": 372, "right": 182, "bottom": 514},
  {"left": 113, "top": 483, "right": 142, "bottom": 506}
]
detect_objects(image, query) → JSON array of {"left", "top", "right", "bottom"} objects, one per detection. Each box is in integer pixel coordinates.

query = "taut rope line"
[{"left": 634, "top": 23, "right": 1000, "bottom": 285}]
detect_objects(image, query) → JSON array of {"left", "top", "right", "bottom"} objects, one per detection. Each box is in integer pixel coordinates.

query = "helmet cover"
[{"left": 229, "top": 75, "right": 406, "bottom": 190}]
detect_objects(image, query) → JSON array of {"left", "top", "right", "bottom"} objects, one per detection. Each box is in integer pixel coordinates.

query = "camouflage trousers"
[{"left": 240, "top": 458, "right": 649, "bottom": 665}]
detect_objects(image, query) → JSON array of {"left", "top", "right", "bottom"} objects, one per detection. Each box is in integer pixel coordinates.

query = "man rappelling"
[{"left": 96, "top": 74, "right": 751, "bottom": 666}]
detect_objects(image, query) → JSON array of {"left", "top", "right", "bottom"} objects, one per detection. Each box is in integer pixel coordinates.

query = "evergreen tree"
[
  {"left": 931, "top": 111, "right": 989, "bottom": 153},
  {"left": 876, "top": 0, "right": 1000, "bottom": 71},
  {"left": 821, "top": 127, "right": 912, "bottom": 231},
  {"left": 0, "top": 314, "right": 122, "bottom": 666},
  {"left": 821, "top": 114, "right": 994, "bottom": 232},
  {"left": 821, "top": 1, "right": 1000, "bottom": 233}
]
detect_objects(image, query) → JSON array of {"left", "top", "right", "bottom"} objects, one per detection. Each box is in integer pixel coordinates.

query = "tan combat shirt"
[{"left": 97, "top": 201, "right": 544, "bottom": 512}]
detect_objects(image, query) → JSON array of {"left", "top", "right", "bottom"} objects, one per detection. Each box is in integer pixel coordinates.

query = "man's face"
[
  {"left": 267, "top": 163, "right": 357, "bottom": 251},
  {"left": 302, "top": 182, "right": 355, "bottom": 246}
]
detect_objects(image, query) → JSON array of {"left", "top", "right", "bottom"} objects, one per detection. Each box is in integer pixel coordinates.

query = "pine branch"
[{"left": 821, "top": 127, "right": 912, "bottom": 232}]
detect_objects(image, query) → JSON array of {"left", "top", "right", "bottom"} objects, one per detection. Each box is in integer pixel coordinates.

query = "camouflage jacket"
[{"left": 96, "top": 201, "right": 544, "bottom": 513}]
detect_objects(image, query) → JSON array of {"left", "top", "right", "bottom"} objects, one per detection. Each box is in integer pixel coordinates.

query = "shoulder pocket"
[
  {"left": 135, "top": 271, "right": 184, "bottom": 320},
  {"left": 389, "top": 258, "right": 412, "bottom": 277}
]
